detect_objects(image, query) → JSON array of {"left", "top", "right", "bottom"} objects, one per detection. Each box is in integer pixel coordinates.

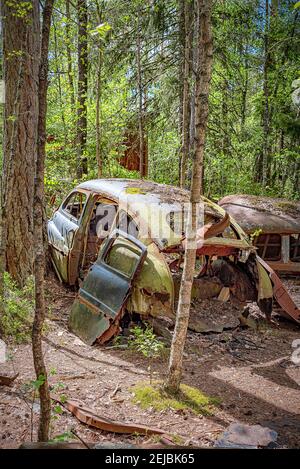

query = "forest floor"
[{"left": 0, "top": 273, "right": 300, "bottom": 449}]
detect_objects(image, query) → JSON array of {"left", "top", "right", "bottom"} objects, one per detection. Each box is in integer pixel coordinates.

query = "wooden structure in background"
[{"left": 119, "top": 131, "right": 148, "bottom": 175}]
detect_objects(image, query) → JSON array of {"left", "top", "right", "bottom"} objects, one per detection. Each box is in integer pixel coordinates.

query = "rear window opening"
[
  {"left": 290, "top": 234, "right": 300, "bottom": 263},
  {"left": 254, "top": 234, "right": 281, "bottom": 261}
]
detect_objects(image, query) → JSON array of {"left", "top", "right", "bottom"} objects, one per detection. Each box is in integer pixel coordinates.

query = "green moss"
[
  {"left": 125, "top": 187, "right": 147, "bottom": 194},
  {"left": 132, "top": 381, "right": 220, "bottom": 416}
]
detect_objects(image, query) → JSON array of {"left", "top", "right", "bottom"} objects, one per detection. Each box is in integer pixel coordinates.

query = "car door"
[
  {"left": 48, "top": 190, "right": 88, "bottom": 283},
  {"left": 69, "top": 229, "right": 147, "bottom": 345}
]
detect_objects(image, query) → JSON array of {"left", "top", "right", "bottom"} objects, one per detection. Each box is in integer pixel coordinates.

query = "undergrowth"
[{"left": 0, "top": 272, "right": 34, "bottom": 343}]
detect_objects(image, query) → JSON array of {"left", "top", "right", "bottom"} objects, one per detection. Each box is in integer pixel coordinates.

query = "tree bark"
[
  {"left": 179, "top": 0, "right": 192, "bottom": 188},
  {"left": 32, "top": 0, "right": 54, "bottom": 442},
  {"left": 136, "top": 15, "right": 147, "bottom": 178},
  {"left": 66, "top": 0, "right": 75, "bottom": 108},
  {"left": 177, "top": 0, "right": 185, "bottom": 183},
  {"left": 95, "top": 1, "right": 103, "bottom": 178},
  {"left": 166, "top": 0, "right": 213, "bottom": 392},
  {"left": 53, "top": 17, "right": 68, "bottom": 146},
  {"left": 1, "top": 0, "right": 40, "bottom": 287},
  {"left": 255, "top": 0, "right": 271, "bottom": 185},
  {"left": 76, "top": 0, "right": 88, "bottom": 178}
]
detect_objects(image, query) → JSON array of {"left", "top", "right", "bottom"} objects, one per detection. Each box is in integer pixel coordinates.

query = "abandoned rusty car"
[
  {"left": 219, "top": 195, "right": 300, "bottom": 275},
  {"left": 47, "top": 179, "right": 300, "bottom": 344}
]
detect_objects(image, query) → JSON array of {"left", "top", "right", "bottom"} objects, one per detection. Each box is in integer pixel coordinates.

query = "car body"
[
  {"left": 219, "top": 195, "right": 300, "bottom": 275},
  {"left": 48, "top": 179, "right": 300, "bottom": 344}
]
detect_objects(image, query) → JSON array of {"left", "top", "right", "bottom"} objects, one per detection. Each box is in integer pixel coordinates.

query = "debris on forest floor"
[
  {"left": 19, "top": 435, "right": 180, "bottom": 450},
  {"left": 62, "top": 399, "right": 166, "bottom": 436},
  {"left": 0, "top": 373, "right": 19, "bottom": 387},
  {"left": 0, "top": 273, "right": 299, "bottom": 449},
  {"left": 189, "top": 298, "right": 242, "bottom": 333},
  {"left": 214, "top": 423, "right": 278, "bottom": 449}
]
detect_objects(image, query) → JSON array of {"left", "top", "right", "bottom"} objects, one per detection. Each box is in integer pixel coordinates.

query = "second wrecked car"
[{"left": 47, "top": 179, "right": 300, "bottom": 344}]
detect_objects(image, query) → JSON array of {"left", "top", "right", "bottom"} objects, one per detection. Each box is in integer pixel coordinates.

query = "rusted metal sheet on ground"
[
  {"left": 65, "top": 399, "right": 165, "bottom": 435},
  {"left": 0, "top": 373, "right": 19, "bottom": 387}
]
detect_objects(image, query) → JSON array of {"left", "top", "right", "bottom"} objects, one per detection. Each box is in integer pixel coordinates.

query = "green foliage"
[
  {"left": 50, "top": 431, "right": 73, "bottom": 443},
  {"left": 129, "top": 325, "right": 165, "bottom": 383},
  {"left": 32, "top": 0, "right": 300, "bottom": 204},
  {"left": 128, "top": 325, "right": 164, "bottom": 359},
  {"left": 132, "top": 381, "right": 220, "bottom": 416},
  {"left": 30, "top": 374, "right": 46, "bottom": 391},
  {"left": 90, "top": 22, "right": 112, "bottom": 39},
  {"left": 0, "top": 272, "right": 34, "bottom": 343},
  {"left": 249, "top": 228, "right": 263, "bottom": 243},
  {"left": 6, "top": 0, "right": 33, "bottom": 19}
]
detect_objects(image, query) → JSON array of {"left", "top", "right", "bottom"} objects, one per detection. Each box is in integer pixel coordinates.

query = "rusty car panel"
[{"left": 257, "top": 257, "right": 300, "bottom": 324}]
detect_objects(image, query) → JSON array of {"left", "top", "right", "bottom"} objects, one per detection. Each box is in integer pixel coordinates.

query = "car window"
[
  {"left": 254, "top": 234, "right": 281, "bottom": 261},
  {"left": 91, "top": 202, "right": 118, "bottom": 238},
  {"left": 116, "top": 210, "right": 139, "bottom": 238},
  {"left": 290, "top": 234, "right": 300, "bottom": 263},
  {"left": 62, "top": 191, "right": 87, "bottom": 221}
]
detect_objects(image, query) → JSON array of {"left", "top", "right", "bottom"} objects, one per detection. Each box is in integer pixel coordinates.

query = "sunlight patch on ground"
[{"left": 131, "top": 381, "right": 220, "bottom": 415}]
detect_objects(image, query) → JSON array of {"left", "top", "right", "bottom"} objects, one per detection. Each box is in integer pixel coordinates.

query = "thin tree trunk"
[
  {"left": 165, "top": 0, "right": 213, "bottom": 392},
  {"left": 95, "top": 50, "right": 102, "bottom": 177},
  {"left": 95, "top": 2, "right": 103, "bottom": 178},
  {"left": 1, "top": 0, "right": 40, "bottom": 287},
  {"left": 178, "top": 0, "right": 185, "bottom": 183},
  {"left": 180, "top": 0, "right": 192, "bottom": 188},
  {"left": 53, "top": 18, "right": 67, "bottom": 145},
  {"left": 32, "top": 0, "right": 54, "bottom": 442},
  {"left": 262, "top": 0, "right": 270, "bottom": 185},
  {"left": 76, "top": 0, "right": 88, "bottom": 178},
  {"left": 188, "top": 0, "right": 200, "bottom": 184},
  {"left": 136, "top": 16, "right": 147, "bottom": 178},
  {"left": 66, "top": 0, "right": 75, "bottom": 108},
  {"left": 241, "top": 48, "right": 248, "bottom": 133}
]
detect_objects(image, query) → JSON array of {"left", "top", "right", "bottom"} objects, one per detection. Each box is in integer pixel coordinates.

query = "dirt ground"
[{"left": 0, "top": 273, "right": 299, "bottom": 448}]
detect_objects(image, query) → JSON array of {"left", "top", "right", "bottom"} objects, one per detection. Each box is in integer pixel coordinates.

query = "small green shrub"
[
  {"left": 128, "top": 325, "right": 165, "bottom": 383},
  {"left": 0, "top": 272, "right": 34, "bottom": 343}
]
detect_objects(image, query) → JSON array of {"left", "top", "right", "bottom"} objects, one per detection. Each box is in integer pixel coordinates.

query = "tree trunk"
[
  {"left": 66, "top": 0, "right": 75, "bottom": 108},
  {"left": 165, "top": 0, "right": 213, "bottom": 392},
  {"left": 136, "top": 16, "right": 147, "bottom": 178},
  {"left": 177, "top": 0, "right": 185, "bottom": 183},
  {"left": 95, "top": 2, "right": 103, "bottom": 178},
  {"left": 179, "top": 0, "right": 192, "bottom": 188},
  {"left": 1, "top": 0, "right": 40, "bottom": 287},
  {"left": 188, "top": 0, "right": 200, "bottom": 187},
  {"left": 32, "top": 0, "right": 54, "bottom": 442},
  {"left": 76, "top": 0, "right": 88, "bottom": 178},
  {"left": 53, "top": 17, "right": 68, "bottom": 146},
  {"left": 241, "top": 48, "right": 248, "bottom": 133},
  {"left": 256, "top": 0, "right": 271, "bottom": 185}
]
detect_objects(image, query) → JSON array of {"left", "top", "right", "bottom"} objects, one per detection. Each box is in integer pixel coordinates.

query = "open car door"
[{"left": 69, "top": 229, "right": 147, "bottom": 345}]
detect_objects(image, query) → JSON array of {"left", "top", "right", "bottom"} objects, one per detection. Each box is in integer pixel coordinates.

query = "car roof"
[
  {"left": 219, "top": 194, "right": 300, "bottom": 234},
  {"left": 77, "top": 178, "right": 225, "bottom": 215},
  {"left": 78, "top": 178, "right": 189, "bottom": 205}
]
